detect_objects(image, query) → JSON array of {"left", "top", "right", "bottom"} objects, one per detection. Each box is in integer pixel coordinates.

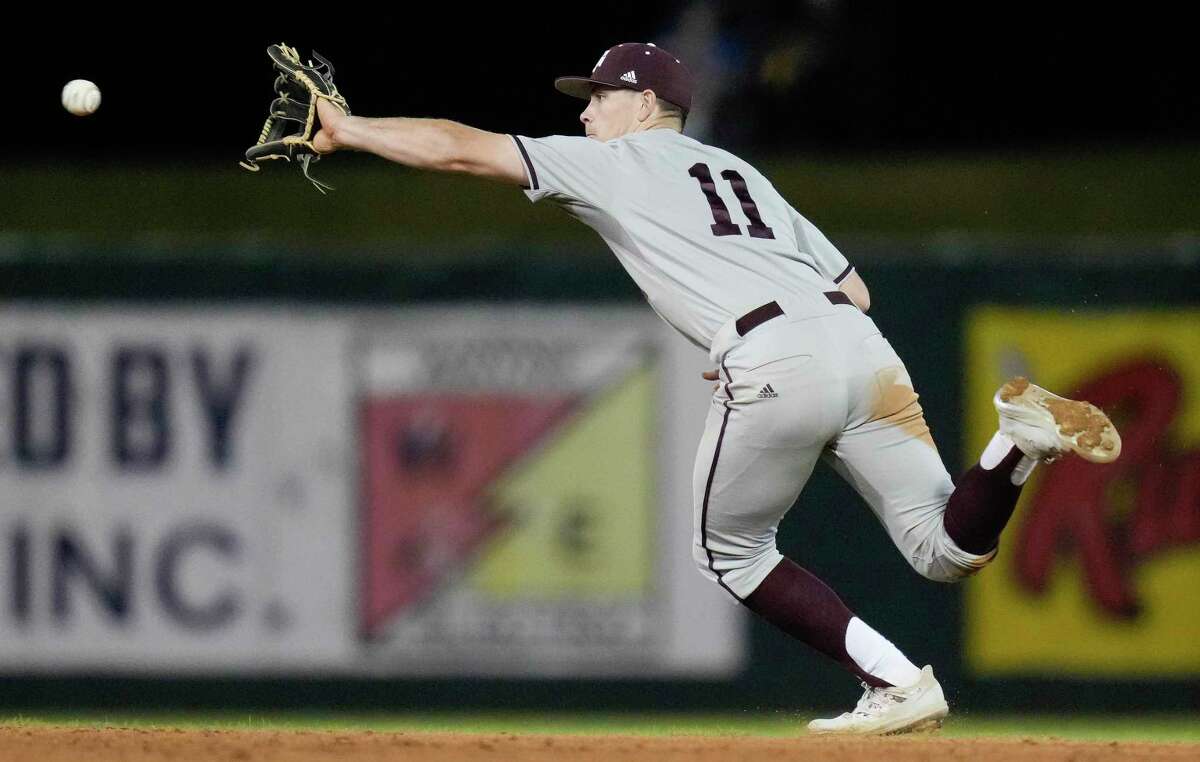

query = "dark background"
[
  {"left": 13, "top": 2, "right": 1198, "bottom": 161},
  {"left": 2, "top": 1, "right": 1198, "bottom": 714}
]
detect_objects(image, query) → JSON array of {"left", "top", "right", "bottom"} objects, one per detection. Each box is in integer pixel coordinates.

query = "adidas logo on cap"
[{"left": 620, "top": 70, "right": 638, "bottom": 84}]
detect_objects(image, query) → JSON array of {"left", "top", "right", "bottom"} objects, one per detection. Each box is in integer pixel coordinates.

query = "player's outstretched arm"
[{"left": 311, "top": 99, "right": 528, "bottom": 185}]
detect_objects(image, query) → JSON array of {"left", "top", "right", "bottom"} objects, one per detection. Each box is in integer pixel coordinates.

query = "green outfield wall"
[
  {"left": 3, "top": 144, "right": 1196, "bottom": 246},
  {"left": 0, "top": 240, "right": 1196, "bottom": 713}
]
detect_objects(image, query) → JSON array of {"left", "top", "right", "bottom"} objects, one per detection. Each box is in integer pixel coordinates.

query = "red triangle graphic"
[{"left": 359, "top": 394, "right": 576, "bottom": 637}]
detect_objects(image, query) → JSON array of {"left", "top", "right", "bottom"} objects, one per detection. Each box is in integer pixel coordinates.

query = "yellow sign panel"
[
  {"left": 471, "top": 365, "right": 655, "bottom": 598},
  {"left": 964, "top": 308, "right": 1200, "bottom": 676}
]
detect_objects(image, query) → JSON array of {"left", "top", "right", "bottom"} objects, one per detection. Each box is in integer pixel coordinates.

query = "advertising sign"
[
  {"left": 0, "top": 308, "right": 356, "bottom": 672},
  {"left": 356, "top": 307, "right": 741, "bottom": 677},
  {"left": 964, "top": 308, "right": 1200, "bottom": 676},
  {"left": 0, "top": 306, "right": 743, "bottom": 677}
]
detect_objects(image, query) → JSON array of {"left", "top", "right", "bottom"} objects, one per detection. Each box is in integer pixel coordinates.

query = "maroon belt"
[{"left": 735, "top": 292, "right": 854, "bottom": 337}]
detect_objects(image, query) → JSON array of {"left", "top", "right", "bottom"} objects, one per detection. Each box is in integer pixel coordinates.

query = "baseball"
[{"left": 62, "top": 79, "right": 101, "bottom": 116}]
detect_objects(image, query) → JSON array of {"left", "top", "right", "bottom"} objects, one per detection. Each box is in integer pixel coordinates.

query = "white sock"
[
  {"left": 979, "top": 431, "right": 1038, "bottom": 485},
  {"left": 844, "top": 617, "right": 922, "bottom": 688},
  {"left": 979, "top": 431, "right": 1016, "bottom": 469}
]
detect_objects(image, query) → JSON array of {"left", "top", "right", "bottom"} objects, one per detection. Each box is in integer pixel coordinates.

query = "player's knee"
[
  {"left": 692, "top": 538, "right": 780, "bottom": 597},
  {"left": 908, "top": 534, "right": 996, "bottom": 583},
  {"left": 910, "top": 556, "right": 976, "bottom": 584}
]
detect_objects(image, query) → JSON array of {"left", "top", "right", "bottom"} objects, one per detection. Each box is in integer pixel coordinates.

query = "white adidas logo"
[{"left": 620, "top": 70, "right": 638, "bottom": 84}]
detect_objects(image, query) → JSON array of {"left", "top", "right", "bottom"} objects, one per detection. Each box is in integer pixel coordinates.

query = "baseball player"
[{"left": 309, "top": 42, "right": 1121, "bottom": 734}]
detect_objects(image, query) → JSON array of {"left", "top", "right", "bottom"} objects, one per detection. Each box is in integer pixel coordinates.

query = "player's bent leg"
[
  {"left": 823, "top": 379, "right": 1003, "bottom": 583},
  {"left": 830, "top": 371, "right": 1123, "bottom": 584},
  {"left": 693, "top": 336, "right": 951, "bottom": 733},
  {"left": 939, "top": 442, "right": 1027, "bottom": 558},
  {"left": 907, "top": 514, "right": 998, "bottom": 582},
  {"left": 691, "top": 387, "right": 933, "bottom": 692},
  {"left": 690, "top": 353, "right": 838, "bottom": 602},
  {"left": 941, "top": 377, "right": 1122, "bottom": 556},
  {"left": 823, "top": 405, "right": 980, "bottom": 582},
  {"left": 827, "top": 424, "right": 1003, "bottom": 583}
]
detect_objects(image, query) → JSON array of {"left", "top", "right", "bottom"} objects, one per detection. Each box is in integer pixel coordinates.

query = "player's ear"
[{"left": 638, "top": 90, "right": 656, "bottom": 122}]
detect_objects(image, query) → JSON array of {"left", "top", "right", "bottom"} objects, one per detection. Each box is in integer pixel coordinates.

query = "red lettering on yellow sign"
[{"left": 1016, "top": 359, "right": 1200, "bottom": 617}]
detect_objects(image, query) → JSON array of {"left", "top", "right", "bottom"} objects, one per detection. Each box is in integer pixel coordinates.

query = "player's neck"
[{"left": 630, "top": 117, "right": 683, "bottom": 135}]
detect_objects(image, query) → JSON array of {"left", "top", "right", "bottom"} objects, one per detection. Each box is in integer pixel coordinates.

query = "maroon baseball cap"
[{"left": 555, "top": 42, "right": 693, "bottom": 113}]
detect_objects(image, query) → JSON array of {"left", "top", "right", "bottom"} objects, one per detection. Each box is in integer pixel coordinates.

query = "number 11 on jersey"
[{"left": 688, "top": 163, "right": 776, "bottom": 240}]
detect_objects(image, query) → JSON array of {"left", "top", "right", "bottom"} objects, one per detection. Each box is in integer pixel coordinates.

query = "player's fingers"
[{"left": 701, "top": 369, "right": 720, "bottom": 381}]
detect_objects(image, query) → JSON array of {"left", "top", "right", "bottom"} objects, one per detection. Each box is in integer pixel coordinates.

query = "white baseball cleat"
[
  {"left": 807, "top": 665, "right": 949, "bottom": 735},
  {"left": 994, "top": 376, "right": 1121, "bottom": 464}
]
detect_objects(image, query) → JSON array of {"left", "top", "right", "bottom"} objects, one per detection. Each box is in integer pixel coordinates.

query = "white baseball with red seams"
[{"left": 62, "top": 79, "right": 101, "bottom": 116}]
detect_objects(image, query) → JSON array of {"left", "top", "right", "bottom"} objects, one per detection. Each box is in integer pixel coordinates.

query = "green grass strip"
[{"left": 3, "top": 712, "right": 1198, "bottom": 742}]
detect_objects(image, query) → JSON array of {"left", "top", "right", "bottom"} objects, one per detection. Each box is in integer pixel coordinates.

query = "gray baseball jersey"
[
  {"left": 511, "top": 126, "right": 990, "bottom": 606},
  {"left": 510, "top": 130, "right": 854, "bottom": 352}
]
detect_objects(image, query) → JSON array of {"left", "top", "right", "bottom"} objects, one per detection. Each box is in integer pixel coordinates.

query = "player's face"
[{"left": 580, "top": 86, "right": 642, "bottom": 141}]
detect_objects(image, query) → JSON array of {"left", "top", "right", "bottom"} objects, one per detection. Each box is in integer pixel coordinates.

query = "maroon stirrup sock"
[
  {"left": 942, "top": 446, "right": 1025, "bottom": 554},
  {"left": 744, "top": 558, "right": 891, "bottom": 687}
]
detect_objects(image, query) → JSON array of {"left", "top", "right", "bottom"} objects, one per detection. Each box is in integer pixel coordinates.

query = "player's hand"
[
  {"left": 702, "top": 369, "right": 720, "bottom": 392},
  {"left": 312, "top": 98, "right": 347, "bottom": 154}
]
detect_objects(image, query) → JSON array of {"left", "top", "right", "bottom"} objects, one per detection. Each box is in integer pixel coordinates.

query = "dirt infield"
[{"left": 2, "top": 726, "right": 1199, "bottom": 762}]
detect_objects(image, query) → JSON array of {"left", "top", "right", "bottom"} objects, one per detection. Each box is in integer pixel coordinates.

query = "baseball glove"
[{"left": 240, "top": 43, "right": 350, "bottom": 193}]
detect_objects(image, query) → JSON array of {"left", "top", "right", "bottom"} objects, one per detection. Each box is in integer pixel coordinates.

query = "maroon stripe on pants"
[
  {"left": 707, "top": 362, "right": 891, "bottom": 686},
  {"left": 699, "top": 361, "right": 742, "bottom": 602}
]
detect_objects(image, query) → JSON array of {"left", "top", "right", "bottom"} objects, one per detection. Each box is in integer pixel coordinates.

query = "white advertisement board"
[
  {"left": 0, "top": 308, "right": 356, "bottom": 672},
  {"left": 0, "top": 305, "right": 743, "bottom": 677}
]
